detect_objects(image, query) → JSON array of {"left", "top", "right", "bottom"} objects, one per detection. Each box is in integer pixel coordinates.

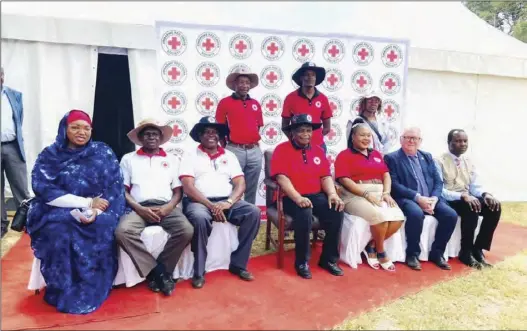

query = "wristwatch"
[{"left": 226, "top": 198, "right": 234, "bottom": 205}]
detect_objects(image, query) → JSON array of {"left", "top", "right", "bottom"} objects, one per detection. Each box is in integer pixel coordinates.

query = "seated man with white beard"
[{"left": 179, "top": 116, "right": 261, "bottom": 289}]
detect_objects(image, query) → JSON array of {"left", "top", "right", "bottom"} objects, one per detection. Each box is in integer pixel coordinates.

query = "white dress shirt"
[{"left": 1, "top": 88, "right": 17, "bottom": 142}]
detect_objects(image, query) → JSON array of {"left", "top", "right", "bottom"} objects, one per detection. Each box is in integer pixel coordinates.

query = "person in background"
[
  {"left": 271, "top": 114, "right": 344, "bottom": 279},
  {"left": 216, "top": 68, "right": 263, "bottom": 205},
  {"left": 335, "top": 123, "right": 404, "bottom": 272},
  {"left": 27, "top": 110, "right": 125, "bottom": 314},
  {"left": 347, "top": 91, "right": 391, "bottom": 154},
  {"left": 384, "top": 127, "right": 458, "bottom": 271},
  {"left": 1, "top": 66, "right": 31, "bottom": 238},
  {"left": 180, "top": 116, "right": 261, "bottom": 289},
  {"left": 282, "top": 62, "right": 332, "bottom": 152},
  {"left": 435, "top": 129, "right": 500, "bottom": 269},
  {"left": 115, "top": 119, "right": 194, "bottom": 297}
]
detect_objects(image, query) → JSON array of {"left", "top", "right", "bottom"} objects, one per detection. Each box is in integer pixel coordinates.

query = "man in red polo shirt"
[
  {"left": 216, "top": 68, "right": 263, "bottom": 205},
  {"left": 281, "top": 62, "right": 332, "bottom": 152},
  {"left": 271, "top": 114, "right": 345, "bottom": 279}
]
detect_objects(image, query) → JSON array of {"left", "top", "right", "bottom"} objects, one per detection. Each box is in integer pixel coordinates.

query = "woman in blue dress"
[{"left": 27, "top": 110, "right": 125, "bottom": 314}]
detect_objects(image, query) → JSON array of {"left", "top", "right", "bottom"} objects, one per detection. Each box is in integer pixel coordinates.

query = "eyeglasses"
[{"left": 402, "top": 136, "right": 422, "bottom": 142}]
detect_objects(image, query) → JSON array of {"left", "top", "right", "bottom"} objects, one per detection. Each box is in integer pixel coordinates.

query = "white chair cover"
[
  {"left": 339, "top": 214, "right": 406, "bottom": 268},
  {"left": 339, "top": 213, "right": 482, "bottom": 268},
  {"left": 28, "top": 222, "right": 239, "bottom": 290}
]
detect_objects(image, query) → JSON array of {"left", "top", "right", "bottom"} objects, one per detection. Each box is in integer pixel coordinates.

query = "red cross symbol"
[
  {"left": 267, "top": 42, "right": 279, "bottom": 55},
  {"left": 202, "top": 97, "right": 214, "bottom": 110},
  {"left": 356, "top": 76, "right": 368, "bottom": 88},
  {"left": 168, "top": 67, "right": 181, "bottom": 80},
  {"left": 173, "top": 125, "right": 182, "bottom": 137},
  {"left": 329, "top": 102, "right": 337, "bottom": 112},
  {"left": 297, "top": 44, "right": 310, "bottom": 56},
  {"left": 327, "top": 129, "right": 337, "bottom": 140},
  {"left": 385, "top": 105, "right": 395, "bottom": 117},
  {"left": 384, "top": 78, "right": 396, "bottom": 90},
  {"left": 327, "top": 154, "right": 335, "bottom": 165},
  {"left": 168, "top": 37, "right": 181, "bottom": 50},
  {"left": 358, "top": 48, "right": 369, "bottom": 60},
  {"left": 202, "top": 68, "right": 214, "bottom": 81},
  {"left": 328, "top": 45, "right": 340, "bottom": 57},
  {"left": 266, "top": 99, "right": 278, "bottom": 112},
  {"left": 235, "top": 40, "right": 247, "bottom": 53},
  {"left": 266, "top": 127, "right": 278, "bottom": 139},
  {"left": 266, "top": 71, "right": 278, "bottom": 83},
  {"left": 202, "top": 38, "right": 215, "bottom": 51},
  {"left": 387, "top": 50, "right": 398, "bottom": 62},
  {"left": 168, "top": 97, "right": 180, "bottom": 109},
  {"left": 327, "top": 73, "right": 339, "bottom": 86}
]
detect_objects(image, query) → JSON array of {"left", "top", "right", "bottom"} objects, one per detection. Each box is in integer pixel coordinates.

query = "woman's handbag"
[{"left": 10, "top": 197, "right": 34, "bottom": 232}]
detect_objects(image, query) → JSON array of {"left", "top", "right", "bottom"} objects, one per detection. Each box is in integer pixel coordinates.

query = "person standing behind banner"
[
  {"left": 347, "top": 91, "right": 391, "bottom": 154},
  {"left": 281, "top": 62, "right": 332, "bottom": 153},
  {"left": 216, "top": 68, "right": 263, "bottom": 205}
]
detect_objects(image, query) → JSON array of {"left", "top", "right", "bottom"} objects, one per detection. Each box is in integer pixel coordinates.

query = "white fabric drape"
[
  {"left": 127, "top": 49, "right": 158, "bottom": 127},
  {"left": 1, "top": 39, "right": 98, "bottom": 195}
]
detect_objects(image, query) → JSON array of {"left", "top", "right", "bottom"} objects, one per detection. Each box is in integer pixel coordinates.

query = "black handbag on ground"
[{"left": 10, "top": 198, "right": 34, "bottom": 232}]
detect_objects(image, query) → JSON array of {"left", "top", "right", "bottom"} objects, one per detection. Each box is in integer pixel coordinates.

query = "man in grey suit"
[{"left": 1, "top": 67, "right": 31, "bottom": 238}]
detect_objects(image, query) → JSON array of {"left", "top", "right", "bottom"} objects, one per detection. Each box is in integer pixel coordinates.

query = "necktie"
[{"left": 410, "top": 155, "right": 429, "bottom": 196}]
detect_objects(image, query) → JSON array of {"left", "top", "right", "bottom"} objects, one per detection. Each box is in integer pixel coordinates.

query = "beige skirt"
[{"left": 339, "top": 183, "right": 405, "bottom": 225}]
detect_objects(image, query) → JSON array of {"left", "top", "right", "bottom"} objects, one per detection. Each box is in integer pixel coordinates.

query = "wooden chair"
[{"left": 263, "top": 148, "right": 321, "bottom": 269}]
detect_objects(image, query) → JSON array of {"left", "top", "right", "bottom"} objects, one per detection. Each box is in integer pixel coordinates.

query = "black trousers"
[
  {"left": 448, "top": 198, "right": 501, "bottom": 252},
  {"left": 282, "top": 192, "right": 343, "bottom": 266}
]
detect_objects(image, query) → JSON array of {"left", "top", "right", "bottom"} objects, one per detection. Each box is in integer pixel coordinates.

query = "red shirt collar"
[
  {"left": 136, "top": 147, "right": 167, "bottom": 158},
  {"left": 198, "top": 144, "right": 225, "bottom": 160}
]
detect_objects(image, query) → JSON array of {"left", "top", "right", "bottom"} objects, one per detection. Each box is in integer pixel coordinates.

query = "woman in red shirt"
[{"left": 335, "top": 123, "right": 404, "bottom": 271}]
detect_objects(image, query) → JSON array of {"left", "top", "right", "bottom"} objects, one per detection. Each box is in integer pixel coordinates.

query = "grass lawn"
[{"left": 2, "top": 202, "right": 526, "bottom": 330}]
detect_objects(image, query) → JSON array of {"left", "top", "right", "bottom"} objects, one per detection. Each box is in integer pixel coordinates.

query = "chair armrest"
[{"left": 264, "top": 178, "right": 278, "bottom": 190}]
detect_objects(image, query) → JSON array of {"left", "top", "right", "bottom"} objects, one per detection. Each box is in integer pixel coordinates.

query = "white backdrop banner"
[{"left": 155, "top": 21, "right": 409, "bottom": 219}]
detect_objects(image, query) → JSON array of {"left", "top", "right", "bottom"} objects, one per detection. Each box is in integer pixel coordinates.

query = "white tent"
[{"left": 2, "top": 1, "right": 527, "bottom": 200}]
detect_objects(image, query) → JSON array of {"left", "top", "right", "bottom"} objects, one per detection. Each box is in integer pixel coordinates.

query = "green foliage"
[{"left": 463, "top": 1, "right": 527, "bottom": 42}]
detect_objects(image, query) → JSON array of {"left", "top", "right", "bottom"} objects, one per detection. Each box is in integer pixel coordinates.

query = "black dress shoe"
[
  {"left": 295, "top": 263, "right": 312, "bottom": 279},
  {"left": 472, "top": 249, "right": 493, "bottom": 268},
  {"left": 228, "top": 266, "right": 255, "bottom": 281},
  {"left": 429, "top": 255, "right": 451, "bottom": 270},
  {"left": 318, "top": 260, "right": 344, "bottom": 276},
  {"left": 405, "top": 255, "right": 422, "bottom": 271},
  {"left": 191, "top": 276, "right": 205, "bottom": 289},
  {"left": 147, "top": 279, "right": 160, "bottom": 292},
  {"left": 458, "top": 250, "right": 482, "bottom": 269},
  {"left": 154, "top": 272, "right": 175, "bottom": 296}
]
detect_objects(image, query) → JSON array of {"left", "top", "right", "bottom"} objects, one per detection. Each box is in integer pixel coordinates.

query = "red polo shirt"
[
  {"left": 335, "top": 148, "right": 389, "bottom": 182},
  {"left": 282, "top": 88, "right": 332, "bottom": 146},
  {"left": 271, "top": 141, "right": 331, "bottom": 195},
  {"left": 216, "top": 93, "right": 264, "bottom": 145}
]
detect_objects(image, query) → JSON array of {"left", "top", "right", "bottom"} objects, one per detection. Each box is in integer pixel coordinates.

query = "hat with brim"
[
  {"left": 226, "top": 68, "right": 259, "bottom": 91},
  {"left": 189, "top": 116, "right": 230, "bottom": 142},
  {"left": 283, "top": 114, "right": 322, "bottom": 132},
  {"left": 127, "top": 119, "right": 173, "bottom": 146},
  {"left": 292, "top": 62, "right": 326, "bottom": 87},
  {"left": 361, "top": 90, "right": 382, "bottom": 101}
]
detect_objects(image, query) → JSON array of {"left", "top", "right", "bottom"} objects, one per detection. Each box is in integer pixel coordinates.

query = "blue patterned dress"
[{"left": 27, "top": 112, "right": 125, "bottom": 314}]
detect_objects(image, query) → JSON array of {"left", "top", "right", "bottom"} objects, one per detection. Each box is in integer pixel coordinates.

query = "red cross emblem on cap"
[
  {"left": 208, "top": 116, "right": 215, "bottom": 123},
  {"left": 306, "top": 114, "right": 312, "bottom": 121}
]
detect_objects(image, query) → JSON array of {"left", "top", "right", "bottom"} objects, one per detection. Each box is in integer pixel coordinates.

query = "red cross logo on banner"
[
  {"left": 261, "top": 36, "right": 285, "bottom": 61},
  {"left": 292, "top": 38, "right": 315, "bottom": 62},
  {"left": 381, "top": 44, "right": 403, "bottom": 68},
  {"left": 195, "top": 91, "right": 219, "bottom": 116},
  {"left": 161, "top": 30, "right": 188, "bottom": 56},
  {"left": 161, "top": 61, "right": 187, "bottom": 86},
  {"left": 196, "top": 62, "right": 220, "bottom": 87},
  {"left": 260, "top": 122, "right": 283, "bottom": 145},
  {"left": 166, "top": 119, "right": 189, "bottom": 143},
  {"left": 260, "top": 93, "right": 283, "bottom": 117},
  {"left": 161, "top": 91, "right": 187, "bottom": 116},
  {"left": 323, "top": 39, "right": 345, "bottom": 63},
  {"left": 260, "top": 65, "right": 284, "bottom": 89},
  {"left": 322, "top": 68, "right": 343, "bottom": 92},
  {"left": 196, "top": 32, "right": 221, "bottom": 58},
  {"left": 352, "top": 42, "right": 374, "bottom": 66},
  {"left": 229, "top": 34, "right": 253, "bottom": 59},
  {"left": 379, "top": 73, "right": 401, "bottom": 95}
]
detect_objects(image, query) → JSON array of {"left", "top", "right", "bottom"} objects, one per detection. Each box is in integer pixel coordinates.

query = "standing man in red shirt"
[
  {"left": 282, "top": 62, "right": 332, "bottom": 152},
  {"left": 216, "top": 68, "right": 263, "bottom": 205}
]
